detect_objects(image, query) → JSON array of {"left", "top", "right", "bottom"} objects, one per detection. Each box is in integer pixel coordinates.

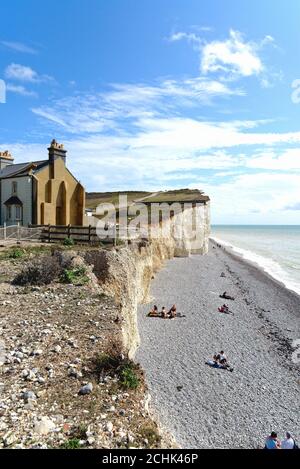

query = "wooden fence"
[{"left": 28, "top": 224, "right": 116, "bottom": 245}]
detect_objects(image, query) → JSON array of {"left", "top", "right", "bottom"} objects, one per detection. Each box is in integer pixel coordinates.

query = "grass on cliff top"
[
  {"left": 86, "top": 191, "right": 150, "bottom": 209},
  {"left": 0, "top": 245, "right": 52, "bottom": 261},
  {"left": 86, "top": 189, "right": 209, "bottom": 210}
]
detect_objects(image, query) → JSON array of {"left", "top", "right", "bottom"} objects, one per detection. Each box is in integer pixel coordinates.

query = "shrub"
[
  {"left": 13, "top": 256, "right": 61, "bottom": 286},
  {"left": 60, "top": 266, "right": 89, "bottom": 285},
  {"left": 139, "top": 423, "right": 161, "bottom": 446},
  {"left": 8, "top": 248, "right": 24, "bottom": 259},
  {"left": 63, "top": 237, "right": 75, "bottom": 247},
  {"left": 60, "top": 438, "right": 81, "bottom": 449},
  {"left": 119, "top": 363, "right": 140, "bottom": 389}
]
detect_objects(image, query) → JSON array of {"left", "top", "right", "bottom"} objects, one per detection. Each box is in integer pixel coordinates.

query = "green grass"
[
  {"left": 63, "top": 237, "right": 75, "bottom": 246},
  {"left": 60, "top": 438, "right": 81, "bottom": 449},
  {"left": 85, "top": 191, "right": 150, "bottom": 209},
  {"left": 60, "top": 266, "right": 89, "bottom": 285},
  {"left": 119, "top": 363, "right": 140, "bottom": 390},
  {"left": 0, "top": 245, "right": 51, "bottom": 261},
  {"left": 8, "top": 247, "right": 24, "bottom": 259}
]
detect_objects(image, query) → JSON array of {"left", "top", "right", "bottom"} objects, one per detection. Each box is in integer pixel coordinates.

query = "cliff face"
[{"left": 84, "top": 203, "right": 210, "bottom": 358}]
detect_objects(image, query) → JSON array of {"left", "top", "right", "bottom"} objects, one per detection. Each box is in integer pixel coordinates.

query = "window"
[
  {"left": 15, "top": 205, "right": 22, "bottom": 220},
  {"left": 12, "top": 181, "right": 17, "bottom": 195},
  {"left": 7, "top": 206, "right": 12, "bottom": 220}
]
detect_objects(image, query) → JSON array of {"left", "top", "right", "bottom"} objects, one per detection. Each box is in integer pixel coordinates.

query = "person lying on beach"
[
  {"left": 161, "top": 306, "right": 168, "bottom": 319},
  {"left": 220, "top": 291, "right": 235, "bottom": 301},
  {"left": 218, "top": 304, "right": 234, "bottom": 315},
  {"left": 148, "top": 305, "right": 160, "bottom": 317}
]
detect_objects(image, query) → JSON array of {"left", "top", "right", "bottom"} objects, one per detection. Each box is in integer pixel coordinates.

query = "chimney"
[
  {"left": 0, "top": 150, "right": 14, "bottom": 170},
  {"left": 48, "top": 139, "right": 67, "bottom": 165}
]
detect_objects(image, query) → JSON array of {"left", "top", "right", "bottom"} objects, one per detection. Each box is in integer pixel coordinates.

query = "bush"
[
  {"left": 60, "top": 266, "right": 89, "bottom": 285},
  {"left": 139, "top": 423, "right": 161, "bottom": 446},
  {"left": 119, "top": 363, "right": 140, "bottom": 389},
  {"left": 60, "top": 438, "right": 81, "bottom": 449},
  {"left": 63, "top": 237, "right": 75, "bottom": 247},
  {"left": 8, "top": 248, "right": 24, "bottom": 259},
  {"left": 13, "top": 256, "right": 61, "bottom": 286}
]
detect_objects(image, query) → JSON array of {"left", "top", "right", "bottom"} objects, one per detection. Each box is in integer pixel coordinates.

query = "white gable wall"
[{"left": 0, "top": 176, "right": 33, "bottom": 226}]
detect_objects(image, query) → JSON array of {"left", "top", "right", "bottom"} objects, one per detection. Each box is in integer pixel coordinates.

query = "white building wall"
[{"left": 1, "top": 176, "right": 32, "bottom": 226}]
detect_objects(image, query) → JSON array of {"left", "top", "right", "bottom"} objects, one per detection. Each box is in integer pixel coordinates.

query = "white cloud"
[
  {"left": 246, "top": 148, "right": 300, "bottom": 170},
  {"left": 4, "top": 63, "right": 52, "bottom": 83},
  {"left": 201, "top": 29, "right": 264, "bottom": 77},
  {"left": 1, "top": 41, "right": 37, "bottom": 54},
  {"left": 200, "top": 172, "right": 300, "bottom": 223},
  {"left": 170, "top": 29, "right": 277, "bottom": 84},
  {"left": 6, "top": 83, "right": 37, "bottom": 97},
  {"left": 32, "top": 79, "right": 244, "bottom": 134}
]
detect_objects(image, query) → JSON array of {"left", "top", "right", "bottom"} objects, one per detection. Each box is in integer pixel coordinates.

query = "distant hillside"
[{"left": 86, "top": 189, "right": 209, "bottom": 210}]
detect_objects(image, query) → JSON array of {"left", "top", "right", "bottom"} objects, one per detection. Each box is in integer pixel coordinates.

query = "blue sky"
[{"left": 0, "top": 0, "right": 300, "bottom": 224}]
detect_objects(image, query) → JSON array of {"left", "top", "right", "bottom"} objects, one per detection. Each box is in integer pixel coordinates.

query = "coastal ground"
[
  {"left": 136, "top": 241, "right": 300, "bottom": 449},
  {"left": 0, "top": 244, "right": 163, "bottom": 449}
]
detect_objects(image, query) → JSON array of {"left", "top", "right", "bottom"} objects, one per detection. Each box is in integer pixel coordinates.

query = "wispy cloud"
[
  {"left": 6, "top": 83, "right": 38, "bottom": 97},
  {"left": 32, "top": 78, "right": 244, "bottom": 133},
  {"left": 4, "top": 63, "right": 53, "bottom": 83},
  {"left": 1, "top": 40, "right": 38, "bottom": 54}
]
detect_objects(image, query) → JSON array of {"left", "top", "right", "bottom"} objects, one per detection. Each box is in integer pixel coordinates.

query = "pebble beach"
[{"left": 136, "top": 242, "right": 300, "bottom": 449}]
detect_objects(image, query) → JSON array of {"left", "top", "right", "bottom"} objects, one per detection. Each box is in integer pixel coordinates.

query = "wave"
[{"left": 210, "top": 236, "right": 300, "bottom": 296}]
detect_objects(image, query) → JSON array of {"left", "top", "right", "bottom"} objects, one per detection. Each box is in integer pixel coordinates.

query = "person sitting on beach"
[
  {"left": 161, "top": 306, "right": 168, "bottom": 319},
  {"left": 213, "top": 351, "right": 227, "bottom": 365},
  {"left": 148, "top": 305, "right": 159, "bottom": 317},
  {"left": 168, "top": 304, "right": 177, "bottom": 318},
  {"left": 265, "top": 432, "right": 281, "bottom": 449},
  {"left": 220, "top": 291, "right": 235, "bottom": 301},
  {"left": 281, "top": 432, "right": 297, "bottom": 449}
]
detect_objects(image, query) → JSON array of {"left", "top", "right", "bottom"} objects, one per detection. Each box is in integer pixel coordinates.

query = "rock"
[
  {"left": 79, "top": 383, "right": 93, "bottom": 395},
  {"left": 68, "top": 367, "right": 83, "bottom": 379},
  {"left": 3, "top": 431, "right": 16, "bottom": 447},
  {"left": 22, "top": 390, "right": 37, "bottom": 402},
  {"left": 87, "top": 437, "right": 95, "bottom": 445},
  {"left": 119, "top": 409, "right": 126, "bottom": 416},
  {"left": 105, "top": 421, "right": 113, "bottom": 432},
  {"left": 34, "top": 416, "right": 56, "bottom": 435},
  {"left": 52, "top": 345, "right": 61, "bottom": 353}
]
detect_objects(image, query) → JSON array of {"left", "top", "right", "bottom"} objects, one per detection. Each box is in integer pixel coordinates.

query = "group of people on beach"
[
  {"left": 265, "top": 431, "right": 298, "bottom": 450},
  {"left": 218, "top": 291, "right": 235, "bottom": 315},
  {"left": 148, "top": 304, "right": 178, "bottom": 319}
]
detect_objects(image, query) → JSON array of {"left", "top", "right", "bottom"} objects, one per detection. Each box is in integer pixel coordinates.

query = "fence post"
[
  {"left": 88, "top": 224, "right": 91, "bottom": 244},
  {"left": 17, "top": 222, "right": 20, "bottom": 241},
  {"left": 67, "top": 224, "right": 71, "bottom": 239},
  {"left": 3, "top": 222, "right": 6, "bottom": 240},
  {"left": 114, "top": 224, "right": 117, "bottom": 247},
  {"left": 48, "top": 224, "right": 51, "bottom": 243}
]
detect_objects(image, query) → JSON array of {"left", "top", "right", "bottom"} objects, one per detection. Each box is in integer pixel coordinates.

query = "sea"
[{"left": 210, "top": 225, "right": 300, "bottom": 296}]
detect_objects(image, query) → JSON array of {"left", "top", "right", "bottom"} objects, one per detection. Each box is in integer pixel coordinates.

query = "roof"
[
  {"left": 4, "top": 195, "right": 23, "bottom": 206},
  {"left": 0, "top": 160, "right": 48, "bottom": 179}
]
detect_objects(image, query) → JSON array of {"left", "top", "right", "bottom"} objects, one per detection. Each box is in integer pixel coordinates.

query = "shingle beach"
[{"left": 136, "top": 242, "right": 300, "bottom": 449}]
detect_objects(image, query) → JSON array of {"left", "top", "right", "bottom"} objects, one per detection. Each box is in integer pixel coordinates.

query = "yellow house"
[{"left": 0, "top": 140, "right": 85, "bottom": 226}]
